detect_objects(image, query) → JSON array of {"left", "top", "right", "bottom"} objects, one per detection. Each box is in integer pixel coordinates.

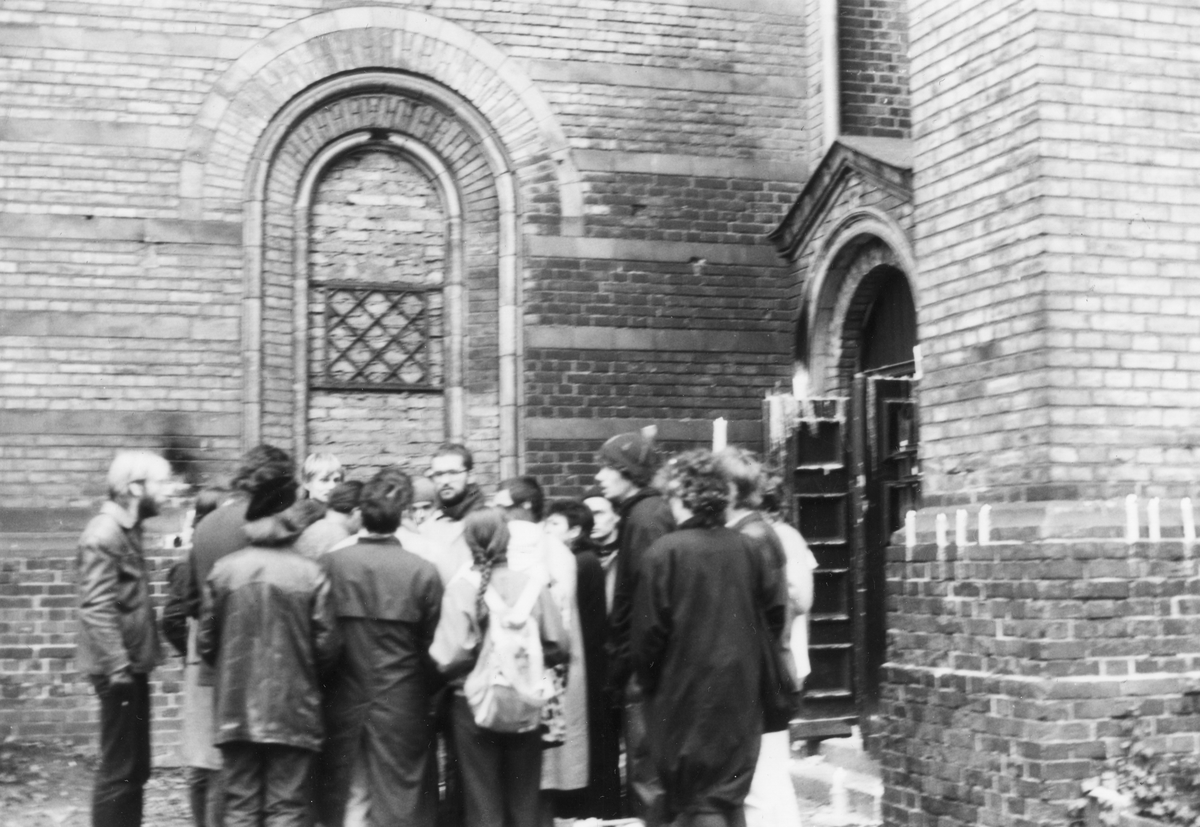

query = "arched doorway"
[{"left": 794, "top": 241, "right": 920, "bottom": 738}]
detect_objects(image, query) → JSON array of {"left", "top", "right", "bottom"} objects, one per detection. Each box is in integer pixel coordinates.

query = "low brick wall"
[
  {"left": 880, "top": 501, "right": 1200, "bottom": 827},
  {"left": 0, "top": 531, "right": 186, "bottom": 762}
]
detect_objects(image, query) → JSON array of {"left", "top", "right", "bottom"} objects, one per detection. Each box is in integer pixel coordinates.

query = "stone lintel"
[
  {"left": 526, "top": 417, "right": 760, "bottom": 444},
  {"left": 0, "top": 410, "right": 240, "bottom": 438},
  {"left": 527, "top": 235, "right": 782, "bottom": 267},
  {"left": 0, "top": 214, "right": 241, "bottom": 246},
  {"left": 573, "top": 149, "right": 804, "bottom": 183},
  {"left": 525, "top": 325, "right": 788, "bottom": 354}
]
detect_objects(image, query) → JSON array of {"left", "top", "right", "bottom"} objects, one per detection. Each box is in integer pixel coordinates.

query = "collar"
[
  {"left": 101, "top": 500, "right": 138, "bottom": 530},
  {"left": 616, "top": 486, "right": 659, "bottom": 517}
]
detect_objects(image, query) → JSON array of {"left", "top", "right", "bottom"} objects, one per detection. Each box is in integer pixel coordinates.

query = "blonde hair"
[
  {"left": 107, "top": 451, "right": 172, "bottom": 499},
  {"left": 301, "top": 452, "right": 343, "bottom": 482}
]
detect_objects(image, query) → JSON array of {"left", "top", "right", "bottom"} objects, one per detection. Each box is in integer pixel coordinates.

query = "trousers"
[
  {"left": 219, "top": 742, "right": 315, "bottom": 827},
  {"left": 91, "top": 673, "right": 152, "bottom": 827},
  {"left": 450, "top": 695, "right": 543, "bottom": 827},
  {"left": 624, "top": 676, "right": 664, "bottom": 825}
]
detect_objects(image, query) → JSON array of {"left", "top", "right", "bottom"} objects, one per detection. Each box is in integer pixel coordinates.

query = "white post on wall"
[{"left": 821, "top": 0, "right": 841, "bottom": 149}]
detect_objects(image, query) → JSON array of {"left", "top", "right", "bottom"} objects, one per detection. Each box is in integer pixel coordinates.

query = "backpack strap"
[{"left": 483, "top": 569, "right": 547, "bottom": 625}]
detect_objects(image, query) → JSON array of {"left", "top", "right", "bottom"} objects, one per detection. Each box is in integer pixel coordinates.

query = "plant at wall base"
[{"left": 1072, "top": 732, "right": 1200, "bottom": 827}]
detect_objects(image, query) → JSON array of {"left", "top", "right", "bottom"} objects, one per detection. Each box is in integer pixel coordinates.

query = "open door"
[
  {"left": 852, "top": 374, "right": 919, "bottom": 719},
  {"left": 792, "top": 397, "right": 855, "bottom": 739}
]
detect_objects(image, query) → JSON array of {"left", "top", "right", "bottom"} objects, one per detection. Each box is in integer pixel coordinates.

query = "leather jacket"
[
  {"left": 76, "top": 501, "right": 162, "bottom": 676},
  {"left": 198, "top": 501, "right": 338, "bottom": 751}
]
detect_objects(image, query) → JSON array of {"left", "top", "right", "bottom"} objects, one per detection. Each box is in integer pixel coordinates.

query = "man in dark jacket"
[
  {"left": 594, "top": 430, "right": 675, "bottom": 823},
  {"left": 319, "top": 468, "right": 443, "bottom": 827},
  {"left": 179, "top": 445, "right": 297, "bottom": 827},
  {"left": 198, "top": 490, "right": 337, "bottom": 827},
  {"left": 77, "top": 450, "right": 174, "bottom": 827}
]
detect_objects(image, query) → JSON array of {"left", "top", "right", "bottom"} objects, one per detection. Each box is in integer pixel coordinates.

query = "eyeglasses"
[{"left": 430, "top": 468, "right": 467, "bottom": 480}]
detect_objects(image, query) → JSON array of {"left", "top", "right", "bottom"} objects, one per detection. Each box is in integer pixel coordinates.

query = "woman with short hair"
[{"left": 632, "top": 450, "right": 786, "bottom": 827}]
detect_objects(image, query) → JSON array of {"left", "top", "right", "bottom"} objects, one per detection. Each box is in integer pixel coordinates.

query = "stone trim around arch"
[
  {"left": 178, "top": 7, "right": 583, "bottom": 229},
  {"left": 805, "top": 208, "right": 919, "bottom": 395},
  {"left": 289, "top": 131, "right": 469, "bottom": 464},
  {"left": 244, "top": 75, "right": 521, "bottom": 477}
]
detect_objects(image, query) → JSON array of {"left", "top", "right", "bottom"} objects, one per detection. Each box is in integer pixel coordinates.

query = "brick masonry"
[
  {"left": 877, "top": 2, "right": 1200, "bottom": 825},
  {"left": 0, "top": 0, "right": 805, "bottom": 748},
  {"left": 838, "top": 0, "right": 911, "bottom": 139}
]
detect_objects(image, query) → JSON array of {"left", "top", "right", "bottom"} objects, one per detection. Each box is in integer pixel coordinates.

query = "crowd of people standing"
[{"left": 75, "top": 431, "right": 816, "bottom": 827}]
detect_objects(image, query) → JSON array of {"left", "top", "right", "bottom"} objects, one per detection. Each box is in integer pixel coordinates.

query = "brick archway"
[
  {"left": 178, "top": 7, "right": 582, "bottom": 226},
  {"left": 244, "top": 73, "right": 525, "bottom": 479}
]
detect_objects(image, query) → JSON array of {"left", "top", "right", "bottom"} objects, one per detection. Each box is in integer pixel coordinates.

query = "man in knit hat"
[
  {"left": 594, "top": 430, "right": 675, "bottom": 823},
  {"left": 179, "top": 443, "right": 299, "bottom": 827}
]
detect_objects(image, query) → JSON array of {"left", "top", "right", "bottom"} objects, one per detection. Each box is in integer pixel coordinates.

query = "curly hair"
[
  {"left": 657, "top": 449, "right": 730, "bottom": 528},
  {"left": 715, "top": 446, "right": 765, "bottom": 510}
]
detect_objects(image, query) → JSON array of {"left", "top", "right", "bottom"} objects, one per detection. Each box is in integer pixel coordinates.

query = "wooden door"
[
  {"left": 852, "top": 374, "right": 920, "bottom": 718},
  {"left": 792, "top": 397, "right": 855, "bottom": 738}
]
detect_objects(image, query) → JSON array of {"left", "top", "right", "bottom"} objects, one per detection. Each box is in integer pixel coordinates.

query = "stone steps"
[{"left": 789, "top": 731, "right": 882, "bottom": 826}]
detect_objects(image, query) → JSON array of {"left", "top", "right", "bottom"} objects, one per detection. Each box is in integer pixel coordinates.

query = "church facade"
[{"left": 4, "top": 1, "right": 1200, "bottom": 825}]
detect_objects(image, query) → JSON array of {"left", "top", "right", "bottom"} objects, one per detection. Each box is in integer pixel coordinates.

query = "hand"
[{"left": 106, "top": 668, "right": 135, "bottom": 704}]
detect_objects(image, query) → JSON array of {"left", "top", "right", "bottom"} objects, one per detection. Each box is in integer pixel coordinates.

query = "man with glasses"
[{"left": 421, "top": 443, "right": 487, "bottom": 827}]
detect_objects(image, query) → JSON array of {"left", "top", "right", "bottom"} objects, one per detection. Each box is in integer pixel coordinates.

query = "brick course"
[{"left": 0, "top": 0, "right": 804, "bottom": 747}]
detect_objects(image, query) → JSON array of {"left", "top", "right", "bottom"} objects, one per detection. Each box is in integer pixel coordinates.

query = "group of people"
[{"left": 76, "top": 431, "right": 816, "bottom": 827}]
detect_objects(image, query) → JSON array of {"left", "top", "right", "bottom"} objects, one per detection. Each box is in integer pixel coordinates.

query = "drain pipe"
[{"left": 821, "top": 0, "right": 840, "bottom": 149}]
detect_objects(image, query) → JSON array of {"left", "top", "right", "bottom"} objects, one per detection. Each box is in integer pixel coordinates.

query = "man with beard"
[
  {"left": 420, "top": 444, "right": 487, "bottom": 827},
  {"left": 422, "top": 443, "right": 487, "bottom": 582},
  {"left": 77, "top": 450, "right": 175, "bottom": 827}
]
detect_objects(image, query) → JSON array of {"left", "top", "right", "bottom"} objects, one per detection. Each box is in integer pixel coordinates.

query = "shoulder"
[{"left": 79, "top": 512, "right": 124, "bottom": 551}]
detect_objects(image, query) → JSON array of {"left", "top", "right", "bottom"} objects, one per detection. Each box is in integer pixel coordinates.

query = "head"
[
  {"left": 656, "top": 449, "right": 730, "bottom": 528},
  {"left": 359, "top": 469, "right": 411, "bottom": 535},
  {"left": 462, "top": 507, "right": 511, "bottom": 630},
  {"left": 107, "top": 450, "right": 174, "bottom": 521},
  {"left": 326, "top": 480, "right": 364, "bottom": 532},
  {"left": 595, "top": 431, "right": 660, "bottom": 502},
  {"left": 409, "top": 475, "right": 439, "bottom": 527},
  {"left": 760, "top": 475, "right": 787, "bottom": 521},
  {"left": 302, "top": 452, "right": 344, "bottom": 504},
  {"left": 494, "top": 476, "right": 544, "bottom": 522},
  {"left": 430, "top": 443, "right": 473, "bottom": 508},
  {"left": 715, "top": 446, "right": 765, "bottom": 511},
  {"left": 545, "top": 499, "right": 594, "bottom": 549},
  {"left": 583, "top": 490, "right": 619, "bottom": 543},
  {"left": 230, "top": 444, "right": 297, "bottom": 522}
]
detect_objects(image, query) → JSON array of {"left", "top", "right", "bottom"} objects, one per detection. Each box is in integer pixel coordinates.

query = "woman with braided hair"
[
  {"left": 632, "top": 450, "right": 787, "bottom": 827},
  {"left": 430, "top": 507, "right": 569, "bottom": 827}
]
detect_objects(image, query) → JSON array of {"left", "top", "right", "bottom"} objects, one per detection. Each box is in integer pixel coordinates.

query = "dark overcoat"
[
  {"left": 632, "top": 519, "right": 786, "bottom": 823},
  {"left": 318, "top": 535, "right": 444, "bottom": 827}
]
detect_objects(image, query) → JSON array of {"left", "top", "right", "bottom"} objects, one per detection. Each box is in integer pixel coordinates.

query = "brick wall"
[
  {"left": 0, "top": 0, "right": 806, "bottom": 746},
  {"left": 0, "top": 531, "right": 185, "bottom": 760},
  {"left": 913, "top": 0, "right": 1200, "bottom": 504},
  {"left": 839, "top": 0, "right": 911, "bottom": 139},
  {"left": 883, "top": 2, "right": 1200, "bottom": 825}
]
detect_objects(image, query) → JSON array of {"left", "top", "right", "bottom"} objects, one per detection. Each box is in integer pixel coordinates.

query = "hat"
[
  {"left": 598, "top": 431, "right": 660, "bottom": 487},
  {"left": 245, "top": 474, "right": 298, "bottom": 522},
  {"left": 411, "top": 475, "right": 437, "bottom": 505}
]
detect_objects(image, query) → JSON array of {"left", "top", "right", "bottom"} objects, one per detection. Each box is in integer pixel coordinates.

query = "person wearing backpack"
[{"left": 430, "top": 507, "right": 569, "bottom": 827}]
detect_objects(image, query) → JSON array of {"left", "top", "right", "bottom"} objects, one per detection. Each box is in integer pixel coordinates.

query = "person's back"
[
  {"left": 321, "top": 533, "right": 444, "bottom": 827},
  {"left": 198, "top": 499, "right": 337, "bottom": 827}
]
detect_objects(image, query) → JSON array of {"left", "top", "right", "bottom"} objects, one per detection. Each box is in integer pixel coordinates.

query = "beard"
[
  {"left": 136, "top": 493, "right": 160, "bottom": 521},
  {"left": 438, "top": 486, "right": 466, "bottom": 508}
]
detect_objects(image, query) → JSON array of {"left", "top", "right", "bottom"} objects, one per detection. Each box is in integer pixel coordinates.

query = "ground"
[
  {"left": 0, "top": 740, "right": 190, "bottom": 827},
  {"left": 0, "top": 739, "right": 837, "bottom": 827}
]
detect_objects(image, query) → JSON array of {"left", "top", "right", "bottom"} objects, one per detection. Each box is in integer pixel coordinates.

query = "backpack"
[{"left": 463, "top": 571, "right": 550, "bottom": 733}]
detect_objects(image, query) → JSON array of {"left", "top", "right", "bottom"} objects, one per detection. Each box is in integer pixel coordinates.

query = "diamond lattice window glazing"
[{"left": 315, "top": 281, "right": 443, "bottom": 391}]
